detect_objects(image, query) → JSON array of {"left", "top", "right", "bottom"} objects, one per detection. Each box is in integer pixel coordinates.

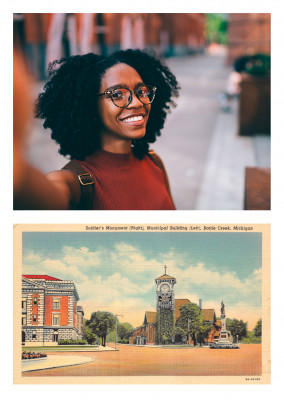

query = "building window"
[
  {"left": 33, "top": 297, "right": 37, "bottom": 305},
  {"left": 22, "top": 300, "right": 27, "bottom": 309},
  {"left": 22, "top": 316, "right": 27, "bottom": 325},
  {"left": 33, "top": 314, "right": 37, "bottom": 322},
  {"left": 53, "top": 314, "right": 60, "bottom": 325},
  {"left": 52, "top": 298, "right": 60, "bottom": 310},
  {"left": 32, "top": 334, "right": 37, "bottom": 340}
]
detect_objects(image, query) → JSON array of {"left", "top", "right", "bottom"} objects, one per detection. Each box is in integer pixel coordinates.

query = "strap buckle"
[{"left": 78, "top": 173, "right": 94, "bottom": 186}]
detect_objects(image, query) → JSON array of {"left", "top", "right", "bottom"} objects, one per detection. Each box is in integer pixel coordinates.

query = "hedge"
[{"left": 58, "top": 339, "right": 88, "bottom": 345}]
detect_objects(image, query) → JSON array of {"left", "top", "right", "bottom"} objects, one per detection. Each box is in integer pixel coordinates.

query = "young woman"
[{"left": 15, "top": 49, "right": 180, "bottom": 210}]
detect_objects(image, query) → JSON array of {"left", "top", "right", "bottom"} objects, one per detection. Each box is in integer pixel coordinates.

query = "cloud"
[
  {"left": 80, "top": 296, "right": 154, "bottom": 328},
  {"left": 110, "top": 243, "right": 162, "bottom": 276},
  {"left": 61, "top": 246, "right": 101, "bottom": 268},
  {"left": 77, "top": 272, "right": 155, "bottom": 304},
  {"left": 23, "top": 251, "right": 42, "bottom": 264}
]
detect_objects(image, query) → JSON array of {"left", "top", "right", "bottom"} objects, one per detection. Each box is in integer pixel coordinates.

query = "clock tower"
[{"left": 155, "top": 266, "right": 176, "bottom": 344}]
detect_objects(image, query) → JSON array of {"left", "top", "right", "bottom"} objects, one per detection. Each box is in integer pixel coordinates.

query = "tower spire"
[{"left": 164, "top": 265, "right": 167, "bottom": 274}]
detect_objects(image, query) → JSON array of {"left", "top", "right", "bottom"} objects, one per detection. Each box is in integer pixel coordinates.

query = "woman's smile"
[{"left": 120, "top": 112, "right": 147, "bottom": 125}]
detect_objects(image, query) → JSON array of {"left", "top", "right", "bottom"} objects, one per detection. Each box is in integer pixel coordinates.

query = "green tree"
[
  {"left": 83, "top": 321, "right": 97, "bottom": 344},
  {"left": 86, "top": 311, "right": 116, "bottom": 347},
  {"left": 177, "top": 303, "right": 212, "bottom": 346},
  {"left": 226, "top": 318, "right": 248, "bottom": 341},
  {"left": 253, "top": 319, "right": 262, "bottom": 337},
  {"left": 170, "top": 326, "right": 187, "bottom": 343},
  {"left": 196, "top": 321, "right": 213, "bottom": 346},
  {"left": 206, "top": 13, "right": 228, "bottom": 45},
  {"left": 117, "top": 322, "right": 134, "bottom": 343},
  {"left": 242, "top": 331, "right": 261, "bottom": 344}
]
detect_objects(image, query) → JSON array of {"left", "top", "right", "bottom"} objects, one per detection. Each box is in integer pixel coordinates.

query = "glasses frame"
[{"left": 98, "top": 84, "right": 157, "bottom": 108}]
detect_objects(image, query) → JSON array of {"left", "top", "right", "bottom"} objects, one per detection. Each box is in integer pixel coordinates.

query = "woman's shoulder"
[{"left": 147, "top": 149, "right": 166, "bottom": 172}]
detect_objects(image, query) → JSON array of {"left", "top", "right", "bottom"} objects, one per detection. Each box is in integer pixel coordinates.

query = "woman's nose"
[{"left": 127, "top": 91, "right": 143, "bottom": 108}]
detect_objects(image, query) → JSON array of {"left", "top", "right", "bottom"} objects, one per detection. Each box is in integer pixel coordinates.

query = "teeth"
[{"left": 123, "top": 116, "right": 143, "bottom": 122}]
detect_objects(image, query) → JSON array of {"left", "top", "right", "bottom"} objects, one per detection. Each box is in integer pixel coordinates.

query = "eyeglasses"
[{"left": 98, "top": 85, "right": 157, "bottom": 108}]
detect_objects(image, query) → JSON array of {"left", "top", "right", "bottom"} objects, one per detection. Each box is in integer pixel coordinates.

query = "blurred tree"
[{"left": 206, "top": 13, "right": 228, "bottom": 44}]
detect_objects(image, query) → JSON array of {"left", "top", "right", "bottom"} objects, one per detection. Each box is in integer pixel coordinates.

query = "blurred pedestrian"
[
  {"left": 24, "top": 13, "right": 50, "bottom": 81},
  {"left": 15, "top": 50, "right": 180, "bottom": 210},
  {"left": 46, "top": 13, "right": 77, "bottom": 70}
]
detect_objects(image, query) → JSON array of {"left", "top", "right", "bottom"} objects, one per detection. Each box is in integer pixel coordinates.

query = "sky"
[{"left": 22, "top": 231, "right": 262, "bottom": 330}]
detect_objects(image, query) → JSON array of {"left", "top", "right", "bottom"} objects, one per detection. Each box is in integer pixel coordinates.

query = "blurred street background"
[{"left": 14, "top": 13, "right": 271, "bottom": 210}]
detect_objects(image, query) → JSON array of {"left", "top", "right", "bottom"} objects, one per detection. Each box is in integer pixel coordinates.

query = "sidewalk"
[
  {"left": 22, "top": 345, "right": 115, "bottom": 372},
  {"left": 195, "top": 100, "right": 270, "bottom": 209},
  {"left": 22, "top": 354, "right": 94, "bottom": 373}
]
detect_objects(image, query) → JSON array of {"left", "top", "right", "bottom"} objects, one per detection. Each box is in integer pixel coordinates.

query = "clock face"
[{"left": 160, "top": 283, "right": 169, "bottom": 293}]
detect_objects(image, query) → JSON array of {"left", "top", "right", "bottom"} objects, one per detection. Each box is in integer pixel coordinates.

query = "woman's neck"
[{"left": 101, "top": 137, "right": 132, "bottom": 154}]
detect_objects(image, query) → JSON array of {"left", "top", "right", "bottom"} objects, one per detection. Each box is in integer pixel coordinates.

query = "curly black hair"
[{"left": 35, "top": 49, "right": 180, "bottom": 160}]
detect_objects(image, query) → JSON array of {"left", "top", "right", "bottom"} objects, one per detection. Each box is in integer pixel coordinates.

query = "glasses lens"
[
  {"left": 111, "top": 88, "right": 130, "bottom": 107},
  {"left": 137, "top": 85, "right": 155, "bottom": 104}
]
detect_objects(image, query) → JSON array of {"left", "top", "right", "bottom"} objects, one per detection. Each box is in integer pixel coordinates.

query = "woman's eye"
[
  {"left": 138, "top": 87, "right": 150, "bottom": 97},
  {"left": 112, "top": 90, "right": 124, "bottom": 99}
]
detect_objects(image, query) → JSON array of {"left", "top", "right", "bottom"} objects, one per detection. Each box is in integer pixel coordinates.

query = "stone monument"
[{"left": 210, "top": 301, "right": 239, "bottom": 349}]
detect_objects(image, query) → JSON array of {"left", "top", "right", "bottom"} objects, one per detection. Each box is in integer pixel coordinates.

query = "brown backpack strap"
[
  {"left": 62, "top": 160, "right": 94, "bottom": 210},
  {"left": 148, "top": 150, "right": 176, "bottom": 209}
]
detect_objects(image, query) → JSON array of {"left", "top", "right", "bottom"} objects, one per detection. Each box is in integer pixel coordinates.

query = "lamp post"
[{"left": 115, "top": 314, "right": 123, "bottom": 350}]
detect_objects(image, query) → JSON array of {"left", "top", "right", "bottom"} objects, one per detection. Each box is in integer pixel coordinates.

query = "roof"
[
  {"left": 175, "top": 299, "right": 190, "bottom": 321},
  {"left": 202, "top": 309, "right": 216, "bottom": 322},
  {"left": 22, "top": 275, "right": 61, "bottom": 281},
  {"left": 145, "top": 311, "right": 157, "bottom": 324},
  {"left": 155, "top": 274, "right": 176, "bottom": 281}
]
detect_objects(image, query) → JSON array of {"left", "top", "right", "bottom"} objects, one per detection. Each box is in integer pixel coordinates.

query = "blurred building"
[
  {"left": 227, "top": 13, "right": 271, "bottom": 65},
  {"left": 14, "top": 13, "right": 206, "bottom": 80}
]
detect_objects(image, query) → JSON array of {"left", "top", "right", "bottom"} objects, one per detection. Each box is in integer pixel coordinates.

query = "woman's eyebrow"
[{"left": 106, "top": 82, "right": 145, "bottom": 91}]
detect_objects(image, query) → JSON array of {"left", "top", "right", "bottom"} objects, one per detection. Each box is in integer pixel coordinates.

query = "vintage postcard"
[{"left": 14, "top": 223, "right": 270, "bottom": 384}]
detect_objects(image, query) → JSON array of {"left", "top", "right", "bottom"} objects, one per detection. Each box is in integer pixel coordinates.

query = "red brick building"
[
  {"left": 15, "top": 13, "right": 206, "bottom": 58},
  {"left": 227, "top": 13, "right": 271, "bottom": 65},
  {"left": 22, "top": 275, "right": 84, "bottom": 346},
  {"left": 96, "top": 13, "right": 206, "bottom": 56}
]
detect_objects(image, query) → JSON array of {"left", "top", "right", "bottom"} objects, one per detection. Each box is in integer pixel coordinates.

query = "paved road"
[{"left": 23, "top": 344, "right": 262, "bottom": 377}]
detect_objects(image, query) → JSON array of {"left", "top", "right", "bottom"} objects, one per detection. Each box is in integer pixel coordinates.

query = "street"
[{"left": 23, "top": 344, "right": 262, "bottom": 377}]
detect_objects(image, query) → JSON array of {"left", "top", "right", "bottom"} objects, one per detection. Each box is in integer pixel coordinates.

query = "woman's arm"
[
  {"left": 13, "top": 49, "right": 81, "bottom": 210},
  {"left": 13, "top": 147, "right": 81, "bottom": 210}
]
